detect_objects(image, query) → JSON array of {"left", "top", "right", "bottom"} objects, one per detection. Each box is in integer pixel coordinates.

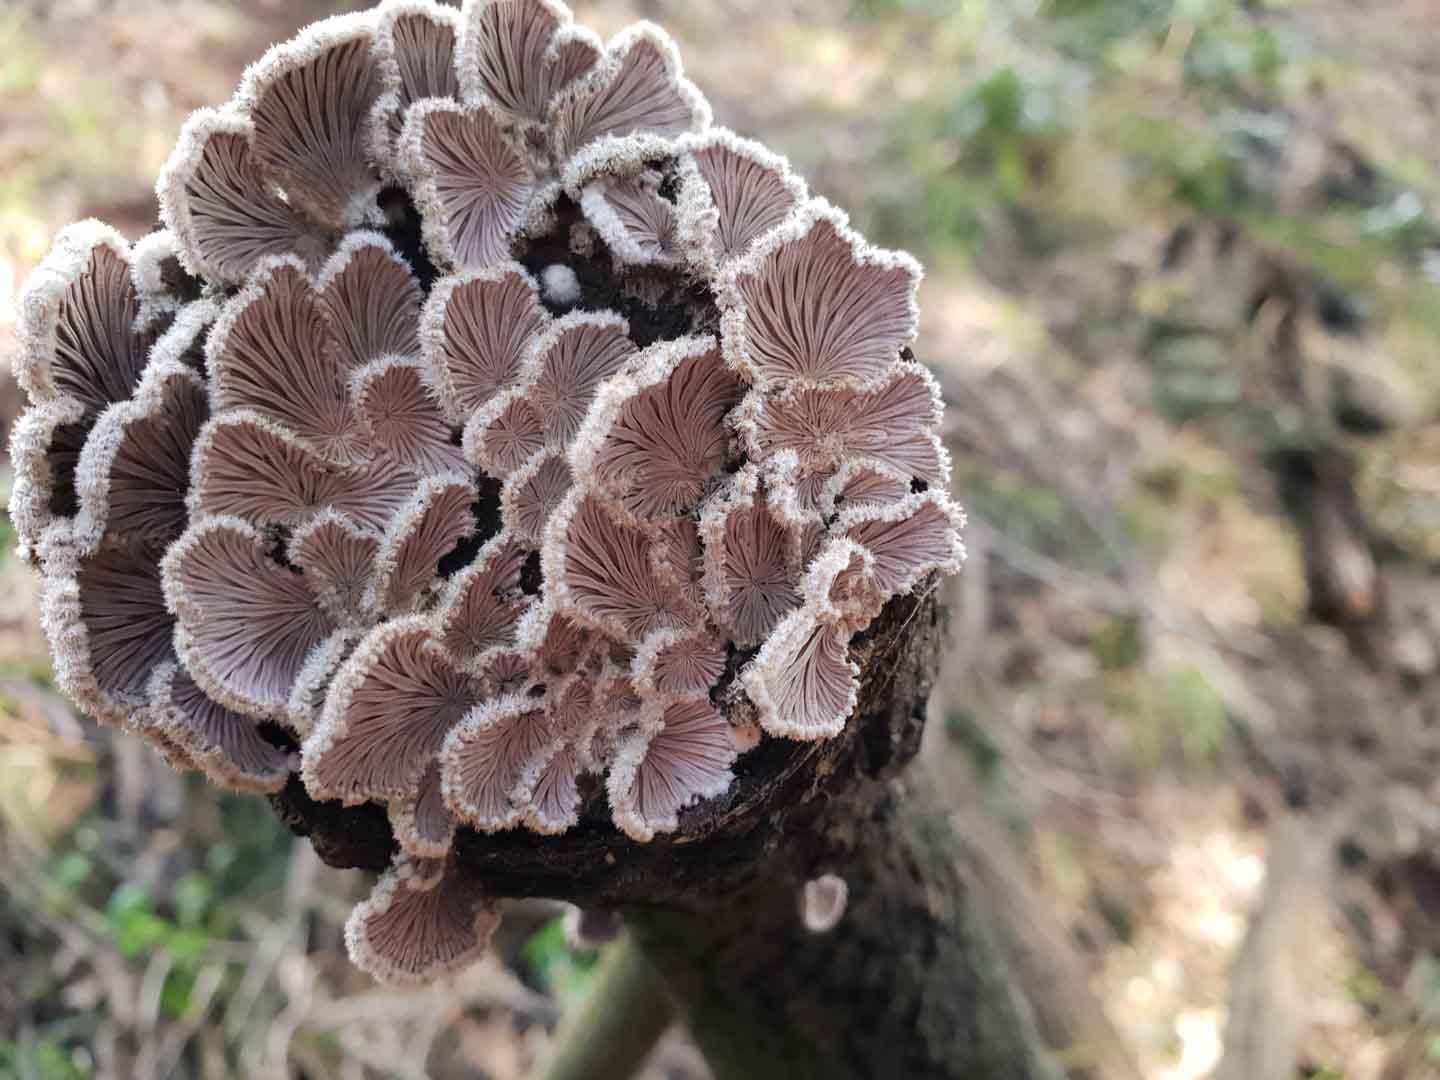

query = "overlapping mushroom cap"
[{"left": 9, "top": 0, "right": 962, "bottom": 984}]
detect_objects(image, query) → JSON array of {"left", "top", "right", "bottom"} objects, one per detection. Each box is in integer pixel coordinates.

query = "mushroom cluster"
[{"left": 10, "top": 0, "right": 963, "bottom": 982}]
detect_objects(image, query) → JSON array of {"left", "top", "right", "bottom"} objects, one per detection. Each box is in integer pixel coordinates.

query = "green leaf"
[{"left": 171, "top": 872, "right": 213, "bottom": 927}]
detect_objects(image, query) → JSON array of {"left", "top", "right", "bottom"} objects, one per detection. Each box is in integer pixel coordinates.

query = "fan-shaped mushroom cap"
[
  {"left": 345, "top": 856, "right": 499, "bottom": 984},
  {"left": 525, "top": 740, "right": 583, "bottom": 835},
  {"left": 735, "top": 362, "right": 949, "bottom": 487},
  {"left": 740, "top": 606, "right": 858, "bottom": 741},
  {"left": 368, "top": 474, "right": 480, "bottom": 615},
  {"left": 570, "top": 335, "right": 740, "bottom": 522},
  {"left": 517, "top": 600, "right": 596, "bottom": 681},
  {"left": 608, "top": 697, "right": 736, "bottom": 842},
  {"left": 145, "top": 662, "right": 293, "bottom": 793},
  {"left": 544, "top": 490, "right": 696, "bottom": 641},
  {"left": 547, "top": 22, "right": 709, "bottom": 161},
  {"left": 12, "top": 226, "right": 198, "bottom": 559},
  {"left": 632, "top": 626, "right": 727, "bottom": 698},
  {"left": 437, "top": 532, "right": 531, "bottom": 665},
  {"left": 676, "top": 129, "right": 807, "bottom": 267},
  {"left": 163, "top": 516, "right": 337, "bottom": 720},
  {"left": 422, "top": 264, "right": 548, "bottom": 421},
  {"left": 236, "top": 12, "right": 384, "bottom": 229},
  {"left": 502, "top": 450, "right": 573, "bottom": 544},
  {"left": 156, "top": 109, "right": 328, "bottom": 283},
  {"left": 290, "top": 510, "right": 382, "bottom": 624},
  {"left": 440, "top": 692, "right": 555, "bottom": 831},
  {"left": 838, "top": 491, "right": 966, "bottom": 598},
  {"left": 71, "top": 363, "right": 207, "bottom": 556},
  {"left": 389, "top": 760, "right": 459, "bottom": 858},
  {"left": 303, "top": 616, "right": 477, "bottom": 803},
  {"left": 369, "top": 0, "right": 463, "bottom": 169},
  {"left": 459, "top": 0, "right": 601, "bottom": 125},
  {"left": 127, "top": 230, "right": 194, "bottom": 328},
  {"left": 463, "top": 385, "right": 548, "bottom": 478},
  {"left": 821, "top": 459, "right": 913, "bottom": 517},
  {"left": 15, "top": 221, "right": 158, "bottom": 408},
  {"left": 353, "top": 355, "right": 467, "bottom": 474},
  {"left": 41, "top": 538, "right": 175, "bottom": 727},
  {"left": 800, "top": 537, "right": 882, "bottom": 630},
  {"left": 525, "top": 310, "right": 635, "bottom": 450},
  {"left": 480, "top": 646, "right": 538, "bottom": 695},
  {"left": 316, "top": 232, "right": 423, "bottom": 368},
  {"left": 401, "top": 99, "right": 536, "bottom": 270},
  {"left": 698, "top": 466, "right": 801, "bottom": 648},
  {"left": 189, "top": 410, "right": 413, "bottom": 533},
  {"left": 579, "top": 169, "right": 681, "bottom": 267},
  {"left": 720, "top": 200, "right": 921, "bottom": 388},
  {"left": 8, "top": 398, "right": 88, "bottom": 562},
  {"left": 207, "top": 256, "right": 363, "bottom": 462}
]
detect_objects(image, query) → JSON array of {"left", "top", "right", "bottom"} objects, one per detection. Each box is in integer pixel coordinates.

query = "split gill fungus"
[{"left": 10, "top": 0, "right": 963, "bottom": 984}]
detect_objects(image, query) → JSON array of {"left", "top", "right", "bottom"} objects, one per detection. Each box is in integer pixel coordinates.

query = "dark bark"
[{"left": 271, "top": 584, "right": 1057, "bottom": 1079}]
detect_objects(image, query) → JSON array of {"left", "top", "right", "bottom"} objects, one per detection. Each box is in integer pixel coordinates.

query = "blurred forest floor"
[{"left": 2, "top": 1, "right": 1439, "bottom": 1077}]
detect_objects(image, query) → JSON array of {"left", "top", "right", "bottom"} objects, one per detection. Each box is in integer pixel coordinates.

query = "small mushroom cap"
[
  {"left": 72, "top": 362, "right": 208, "bottom": 555},
  {"left": 316, "top": 232, "right": 423, "bottom": 369},
  {"left": 799, "top": 873, "right": 849, "bottom": 934},
  {"left": 345, "top": 856, "right": 499, "bottom": 984},
  {"left": 547, "top": 22, "right": 710, "bottom": 160},
  {"left": 390, "top": 760, "right": 459, "bottom": 858},
  {"left": 303, "top": 617, "right": 477, "bottom": 804},
  {"left": 15, "top": 220, "right": 156, "bottom": 409},
  {"left": 145, "top": 662, "right": 294, "bottom": 793},
  {"left": 156, "top": 109, "right": 326, "bottom": 284},
  {"left": 7, "top": 397, "right": 88, "bottom": 559},
  {"left": 41, "top": 537, "right": 176, "bottom": 727},
  {"left": 525, "top": 310, "right": 635, "bottom": 451},
  {"left": 401, "top": 99, "right": 536, "bottom": 271},
  {"left": 632, "top": 626, "right": 727, "bottom": 698},
  {"left": 544, "top": 490, "right": 696, "bottom": 641},
  {"left": 206, "top": 256, "right": 363, "bottom": 462},
  {"left": 437, "top": 532, "right": 531, "bottom": 664},
  {"left": 502, "top": 449, "right": 573, "bottom": 545},
  {"left": 741, "top": 606, "right": 858, "bottom": 741},
  {"left": 290, "top": 509, "right": 382, "bottom": 623},
  {"left": 236, "top": 12, "right": 384, "bottom": 228},
  {"left": 370, "top": 0, "right": 464, "bottom": 168},
  {"left": 838, "top": 491, "right": 966, "bottom": 598},
  {"left": 163, "top": 515, "right": 337, "bottom": 721},
  {"left": 440, "top": 692, "right": 555, "bottom": 831},
  {"left": 735, "top": 362, "right": 948, "bottom": 487},
  {"left": 459, "top": 0, "right": 601, "bottom": 124},
  {"left": 569, "top": 335, "right": 740, "bottom": 522},
  {"left": 367, "top": 473, "right": 480, "bottom": 615},
  {"left": 352, "top": 355, "right": 467, "bottom": 475},
  {"left": 676, "top": 128, "right": 808, "bottom": 265},
  {"left": 608, "top": 696, "right": 737, "bottom": 842},
  {"left": 720, "top": 200, "right": 921, "bottom": 389},
  {"left": 698, "top": 466, "right": 801, "bottom": 649},
  {"left": 579, "top": 170, "right": 679, "bottom": 268},
  {"left": 422, "top": 264, "right": 548, "bottom": 421},
  {"left": 189, "top": 409, "right": 413, "bottom": 533}
]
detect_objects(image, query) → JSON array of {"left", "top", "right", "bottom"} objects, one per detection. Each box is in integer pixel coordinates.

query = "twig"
[{"left": 528, "top": 932, "right": 676, "bottom": 1080}]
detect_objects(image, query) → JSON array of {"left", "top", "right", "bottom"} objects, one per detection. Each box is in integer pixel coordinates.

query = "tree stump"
[{"left": 272, "top": 584, "right": 1057, "bottom": 1079}]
